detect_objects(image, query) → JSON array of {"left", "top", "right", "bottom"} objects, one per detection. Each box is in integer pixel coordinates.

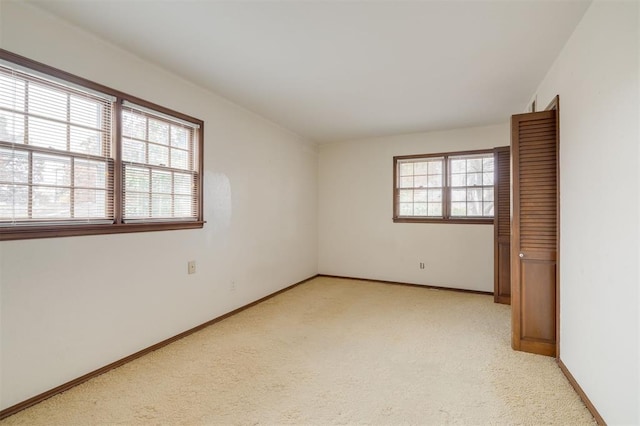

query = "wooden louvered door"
[
  {"left": 511, "top": 109, "right": 558, "bottom": 357},
  {"left": 494, "top": 146, "right": 511, "bottom": 304}
]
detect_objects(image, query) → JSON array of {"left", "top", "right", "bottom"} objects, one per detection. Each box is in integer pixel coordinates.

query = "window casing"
[
  {"left": 0, "top": 49, "right": 204, "bottom": 240},
  {"left": 393, "top": 149, "right": 495, "bottom": 224}
]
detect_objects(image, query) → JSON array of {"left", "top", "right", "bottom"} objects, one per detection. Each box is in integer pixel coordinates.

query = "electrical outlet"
[
  {"left": 188, "top": 260, "right": 196, "bottom": 274},
  {"left": 230, "top": 280, "right": 236, "bottom": 292},
  {"left": 419, "top": 262, "right": 425, "bottom": 270}
]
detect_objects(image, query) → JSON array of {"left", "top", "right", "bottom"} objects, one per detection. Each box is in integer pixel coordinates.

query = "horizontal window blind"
[
  {"left": 120, "top": 103, "right": 199, "bottom": 222},
  {"left": 0, "top": 63, "right": 114, "bottom": 226}
]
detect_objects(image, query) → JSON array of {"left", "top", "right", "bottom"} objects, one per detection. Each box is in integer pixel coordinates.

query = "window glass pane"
[
  {"left": 33, "top": 153, "right": 71, "bottom": 186},
  {"left": 70, "top": 127, "right": 102, "bottom": 155},
  {"left": 451, "top": 202, "right": 466, "bottom": 216},
  {"left": 0, "top": 73, "right": 26, "bottom": 110},
  {"left": 414, "top": 162, "right": 428, "bottom": 175},
  {"left": 428, "top": 161, "right": 442, "bottom": 175},
  {"left": 125, "top": 166, "right": 150, "bottom": 192},
  {"left": 483, "top": 188, "right": 494, "bottom": 202},
  {"left": 450, "top": 159, "right": 465, "bottom": 173},
  {"left": 414, "top": 203, "right": 427, "bottom": 216},
  {"left": 29, "top": 117, "right": 67, "bottom": 150},
  {"left": 148, "top": 119, "right": 169, "bottom": 145},
  {"left": 125, "top": 192, "right": 149, "bottom": 218},
  {"left": 399, "top": 189, "right": 412, "bottom": 202},
  {"left": 399, "top": 203, "right": 412, "bottom": 216},
  {"left": 152, "top": 170, "right": 172, "bottom": 194},
  {"left": 467, "top": 188, "right": 482, "bottom": 202},
  {"left": 399, "top": 176, "right": 413, "bottom": 188},
  {"left": 74, "top": 189, "right": 107, "bottom": 218},
  {"left": 451, "top": 189, "right": 466, "bottom": 202},
  {"left": 451, "top": 174, "right": 465, "bottom": 187},
  {"left": 174, "top": 173, "right": 192, "bottom": 195},
  {"left": 174, "top": 195, "right": 192, "bottom": 216},
  {"left": 149, "top": 144, "right": 169, "bottom": 167},
  {"left": 171, "top": 126, "right": 189, "bottom": 149},
  {"left": 75, "top": 159, "right": 107, "bottom": 189},
  {"left": 0, "top": 111, "right": 25, "bottom": 143},
  {"left": 0, "top": 184, "right": 28, "bottom": 218},
  {"left": 427, "top": 189, "right": 441, "bottom": 202},
  {"left": 467, "top": 158, "right": 482, "bottom": 173},
  {"left": 0, "top": 148, "right": 29, "bottom": 183},
  {"left": 122, "top": 110, "right": 146, "bottom": 139},
  {"left": 171, "top": 148, "right": 189, "bottom": 170},
  {"left": 483, "top": 157, "right": 494, "bottom": 172},
  {"left": 483, "top": 172, "right": 494, "bottom": 186},
  {"left": 152, "top": 194, "right": 172, "bottom": 217},
  {"left": 414, "top": 189, "right": 427, "bottom": 202},
  {"left": 123, "top": 138, "right": 146, "bottom": 163},
  {"left": 467, "top": 201, "right": 482, "bottom": 216},
  {"left": 32, "top": 187, "right": 70, "bottom": 218},
  {"left": 466, "top": 172, "right": 482, "bottom": 186},
  {"left": 399, "top": 162, "right": 413, "bottom": 176},
  {"left": 70, "top": 96, "right": 101, "bottom": 129},
  {"left": 29, "top": 83, "right": 67, "bottom": 121},
  {"left": 483, "top": 202, "right": 495, "bottom": 216},
  {"left": 427, "top": 203, "right": 442, "bottom": 216},
  {"left": 414, "top": 175, "right": 428, "bottom": 188},
  {"left": 427, "top": 175, "right": 442, "bottom": 187}
]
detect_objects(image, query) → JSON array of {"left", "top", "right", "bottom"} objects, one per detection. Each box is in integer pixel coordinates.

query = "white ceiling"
[{"left": 29, "top": 0, "right": 590, "bottom": 143}]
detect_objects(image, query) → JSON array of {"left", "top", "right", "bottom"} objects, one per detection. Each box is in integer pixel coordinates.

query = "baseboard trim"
[
  {"left": 557, "top": 358, "right": 606, "bottom": 425},
  {"left": 0, "top": 274, "right": 319, "bottom": 420},
  {"left": 318, "top": 274, "right": 493, "bottom": 296}
]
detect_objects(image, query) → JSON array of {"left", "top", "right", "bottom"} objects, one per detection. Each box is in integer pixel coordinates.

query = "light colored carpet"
[{"left": 2, "top": 276, "right": 594, "bottom": 425}]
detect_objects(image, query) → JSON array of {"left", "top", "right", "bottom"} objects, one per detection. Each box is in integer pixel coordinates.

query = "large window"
[
  {"left": 0, "top": 50, "right": 203, "bottom": 240},
  {"left": 393, "top": 150, "right": 495, "bottom": 224}
]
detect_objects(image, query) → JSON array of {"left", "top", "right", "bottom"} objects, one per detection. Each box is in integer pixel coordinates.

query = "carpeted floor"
[{"left": 2, "top": 276, "right": 594, "bottom": 425}]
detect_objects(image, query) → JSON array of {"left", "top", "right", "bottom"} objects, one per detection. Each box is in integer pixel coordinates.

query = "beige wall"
[
  {"left": 531, "top": 1, "right": 639, "bottom": 423},
  {"left": 318, "top": 123, "right": 508, "bottom": 292},
  {"left": 0, "top": 2, "right": 318, "bottom": 409}
]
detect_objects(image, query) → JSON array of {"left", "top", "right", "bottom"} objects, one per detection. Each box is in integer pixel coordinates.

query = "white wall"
[
  {"left": 318, "top": 124, "right": 508, "bottom": 292},
  {"left": 0, "top": 2, "right": 318, "bottom": 410},
  {"left": 532, "top": 1, "right": 639, "bottom": 423}
]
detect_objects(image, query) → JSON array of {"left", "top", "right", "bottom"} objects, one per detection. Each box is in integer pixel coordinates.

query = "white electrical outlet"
[
  {"left": 230, "top": 280, "right": 236, "bottom": 292},
  {"left": 188, "top": 260, "right": 196, "bottom": 274}
]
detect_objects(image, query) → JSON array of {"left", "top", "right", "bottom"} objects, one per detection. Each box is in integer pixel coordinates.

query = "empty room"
[{"left": 0, "top": 0, "right": 638, "bottom": 424}]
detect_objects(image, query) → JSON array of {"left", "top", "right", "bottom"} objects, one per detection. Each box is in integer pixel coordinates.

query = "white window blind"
[
  {"left": 0, "top": 63, "right": 114, "bottom": 226},
  {"left": 121, "top": 103, "right": 199, "bottom": 222}
]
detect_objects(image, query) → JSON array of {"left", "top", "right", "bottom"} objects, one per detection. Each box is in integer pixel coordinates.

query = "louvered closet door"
[
  {"left": 511, "top": 109, "right": 558, "bottom": 357},
  {"left": 494, "top": 146, "right": 511, "bottom": 305}
]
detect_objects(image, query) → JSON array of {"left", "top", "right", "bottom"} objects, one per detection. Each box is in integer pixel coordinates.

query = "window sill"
[
  {"left": 393, "top": 217, "right": 494, "bottom": 225},
  {"left": 0, "top": 221, "right": 205, "bottom": 241}
]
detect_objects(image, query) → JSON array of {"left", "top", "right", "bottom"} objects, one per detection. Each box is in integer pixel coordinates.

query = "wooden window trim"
[
  {"left": 0, "top": 49, "right": 204, "bottom": 241},
  {"left": 393, "top": 148, "right": 495, "bottom": 225}
]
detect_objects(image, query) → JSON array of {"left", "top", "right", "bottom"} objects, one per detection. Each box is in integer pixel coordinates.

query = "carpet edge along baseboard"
[
  {"left": 0, "top": 274, "right": 319, "bottom": 420},
  {"left": 557, "top": 359, "right": 606, "bottom": 426},
  {"left": 318, "top": 274, "right": 493, "bottom": 296}
]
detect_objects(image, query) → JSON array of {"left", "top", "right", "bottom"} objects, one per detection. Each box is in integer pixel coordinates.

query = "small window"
[
  {"left": 0, "top": 49, "right": 204, "bottom": 240},
  {"left": 393, "top": 150, "right": 495, "bottom": 224}
]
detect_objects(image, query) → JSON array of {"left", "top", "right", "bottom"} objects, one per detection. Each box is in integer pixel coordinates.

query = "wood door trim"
[{"left": 546, "top": 95, "right": 560, "bottom": 359}]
